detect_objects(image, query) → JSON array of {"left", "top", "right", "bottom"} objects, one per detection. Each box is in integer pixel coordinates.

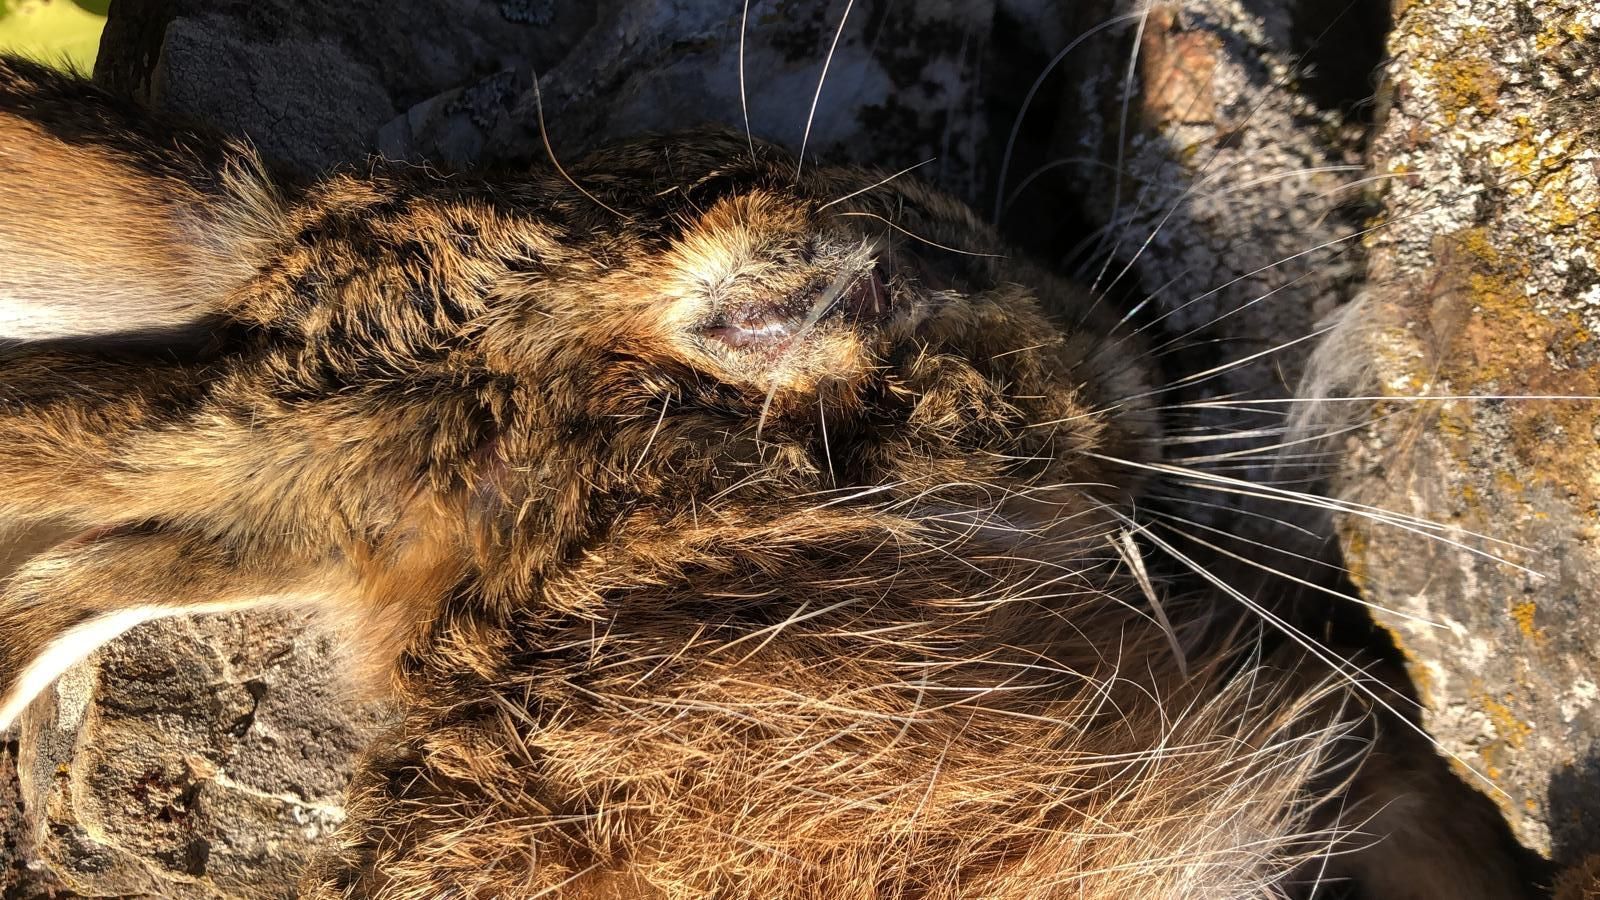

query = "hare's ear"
[{"left": 0, "top": 55, "right": 284, "bottom": 342}]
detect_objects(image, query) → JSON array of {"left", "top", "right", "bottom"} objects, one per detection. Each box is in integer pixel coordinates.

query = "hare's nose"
[{"left": 697, "top": 266, "right": 891, "bottom": 354}]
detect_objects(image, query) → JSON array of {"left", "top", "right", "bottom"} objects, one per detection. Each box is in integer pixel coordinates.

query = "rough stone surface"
[
  {"left": 1331, "top": 0, "right": 1600, "bottom": 865},
  {"left": 1024, "top": 0, "right": 1377, "bottom": 567},
  {"left": 14, "top": 611, "right": 387, "bottom": 899},
  {"left": 1, "top": 521, "right": 388, "bottom": 900},
  {"left": 93, "top": 0, "right": 1011, "bottom": 195},
  {"left": 1048, "top": 1, "right": 1367, "bottom": 376},
  {"left": 378, "top": 0, "right": 1001, "bottom": 201},
  {"left": 94, "top": 0, "right": 597, "bottom": 174},
  {"left": 2, "top": 528, "right": 75, "bottom": 899}
]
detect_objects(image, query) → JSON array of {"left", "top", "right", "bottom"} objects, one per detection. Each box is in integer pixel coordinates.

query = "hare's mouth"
[{"left": 696, "top": 265, "right": 892, "bottom": 357}]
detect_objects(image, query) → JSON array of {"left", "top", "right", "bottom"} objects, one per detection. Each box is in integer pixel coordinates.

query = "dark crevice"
[{"left": 1287, "top": 0, "right": 1392, "bottom": 119}]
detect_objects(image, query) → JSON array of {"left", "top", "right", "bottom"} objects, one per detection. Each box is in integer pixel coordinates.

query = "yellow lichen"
[
  {"left": 1341, "top": 527, "right": 1369, "bottom": 590},
  {"left": 1481, "top": 694, "right": 1533, "bottom": 749},
  {"left": 1429, "top": 54, "right": 1502, "bottom": 124},
  {"left": 1511, "top": 601, "right": 1545, "bottom": 645},
  {"left": 1489, "top": 140, "right": 1540, "bottom": 178},
  {"left": 1414, "top": 226, "right": 1600, "bottom": 514}
]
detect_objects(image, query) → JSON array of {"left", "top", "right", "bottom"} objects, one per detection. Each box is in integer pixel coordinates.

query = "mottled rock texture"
[
  {"left": 1034, "top": 0, "right": 1376, "bottom": 558},
  {"left": 2, "top": 0, "right": 1596, "bottom": 895},
  {"left": 1329, "top": 0, "right": 1600, "bottom": 864},
  {"left": 2, "top": 528, "right": 385, "bottom": 899},
  {"left": 13, "top": 613, "right": 386, "bottom": 899}
]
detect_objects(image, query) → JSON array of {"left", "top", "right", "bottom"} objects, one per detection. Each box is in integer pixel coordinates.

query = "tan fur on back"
[{"left": 0, "top": 114, "right": 279, "bottom": 339}]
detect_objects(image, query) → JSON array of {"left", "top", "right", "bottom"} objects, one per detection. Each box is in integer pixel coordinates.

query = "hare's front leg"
[
  {"left": 0, "top": 527, "right": 324, "bottom": 730},
  {"left": 0, "top": 349, "right": 209, "bottom": 526}
]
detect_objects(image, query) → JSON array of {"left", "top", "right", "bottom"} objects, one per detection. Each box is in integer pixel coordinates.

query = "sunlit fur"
[{"left": 0, "top": 56, "right": 1523, "bottom": 899}]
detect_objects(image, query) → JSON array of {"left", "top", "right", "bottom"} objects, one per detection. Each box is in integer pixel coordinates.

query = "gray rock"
[
  {"left": 1027, "top": 0, "right": 1371, "bottom": 560},
  {"left": 1328, "top": 0, "right": 1600, "bottom": 862},
  {"left": 94, "top": 0, "right": 597, "bottom": 174},
  {"left": 381, "top": 0, "right": 1001, "bottom": 201},
  {"left": 13, "top": 609, "right": 387, "bottom": 899}
]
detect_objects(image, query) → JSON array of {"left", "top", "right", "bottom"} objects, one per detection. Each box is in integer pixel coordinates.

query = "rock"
[
  {"left": 3, "top": 734, "right": 42, "bottom": 896},
  {"left": 1026, "top": 0, "right": 1373, "bottom": 559},
  {"left": 1330, "top": 0, "right": 1600, "bottom": 865},
  {"left": 377, "top": 0, "right": 1003, "bottom": 203},
  {"left": 9, "top": 608, "right": 387, "bottom": 899},
  {"left": 94, "top": 0, "right": 597, "bottom": 174},
  {"left": 92, "top": 0, "right": 1008, "bottom": 195}
]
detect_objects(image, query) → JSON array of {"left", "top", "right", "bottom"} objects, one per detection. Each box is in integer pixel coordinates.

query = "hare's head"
[{"left": 1, "top": 57, "right": 1156, "bottom": 610}]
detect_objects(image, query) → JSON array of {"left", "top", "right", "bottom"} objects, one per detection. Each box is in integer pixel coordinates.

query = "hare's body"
[{"left": 0, "top": 57, "right": 1528, "bottom": 899}]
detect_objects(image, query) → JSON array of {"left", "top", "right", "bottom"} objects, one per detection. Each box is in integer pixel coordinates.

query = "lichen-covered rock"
[
  {"left": 1333, "top": 0, "right": 1600, "bottom": 863},
  {"left": 1048, "top": 0, "right": 1367, "bottom": 383}
]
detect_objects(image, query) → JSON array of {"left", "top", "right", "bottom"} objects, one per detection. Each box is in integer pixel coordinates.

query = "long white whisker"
[
  {"left": 992, "top": 11, "right": 1148, "bottom": 222},
  {"left": 1084, "top": 452, "right": 1537, "bottom": 555},
  {"left": 738, "top": 0, "right": 755, "bottom": 161},
  {"left": 1167, "top": 475, "right": 1545, "bottom": 576},
  {"left": 819, "top": 158, "right": 937, "bottom": 211},
  {"left": 817, "top": 394, "right": 835, "bottom": 486},
  {"left": 1096, "top": 148, "right": 1580, "bottom": 363},
  {"left": 1112, "top": 527, "right": 1188, "bottom": 677},
  {"left": 1086, "top": 0, "right": 1381, "bottom": 307},
  {"left": 796, "top": 0, "right": 856, "bottom": 180},
  {"left": 755, "top": 248, "right": 875, "bottom": 439},
  {"left": 1116, "top": 324, "right": 1342, "bottom": 404},
  {"left": 1148, "top": 516, "right": 1446, "bottom": 629},
  {"left": 1088, "top": 0, "right": 1155, "bottom": 293},
  {"left": 833, "top": 211, "right": 1006, "bottom": 258},
  {"left": 1166, "top": 394, "right": 1600, "bottom": 408},
  {"left": 630, "top": 393, "right": 672, "bottom": 478},
  {"left": 1105, "top": 507, "right": 1509, "bottom": 801},
  {"left": 1148, "top": 491, "right": 1323, "bottom": 540},
  {"left": 530, "top": 72, "right": 626, "bottom": 220}
]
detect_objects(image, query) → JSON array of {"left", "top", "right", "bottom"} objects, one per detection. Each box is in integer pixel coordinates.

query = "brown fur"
[
  {"left": 1557, "top": 856, "right": 1600, "bottom": 900},
  {"left": 0, "top": 56, "right": 1530, "bottom": 899}
]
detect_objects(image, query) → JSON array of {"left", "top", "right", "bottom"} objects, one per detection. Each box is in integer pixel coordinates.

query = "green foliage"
[{"left": 0, "top": 0, "right": 109, "bottom": 73}]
